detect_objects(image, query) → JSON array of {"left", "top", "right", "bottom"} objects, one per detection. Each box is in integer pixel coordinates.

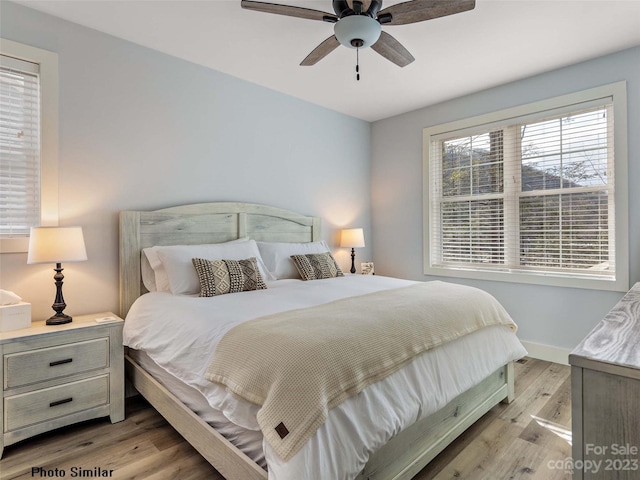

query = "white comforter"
[{"left": 123, "top": 276, "right": 527, "bottom": 480}]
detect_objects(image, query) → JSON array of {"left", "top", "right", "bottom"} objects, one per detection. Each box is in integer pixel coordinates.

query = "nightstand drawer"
[
  {"left": 4, "top": 375, "right": 109, "bottom": 432},
  {"left": 4, "top": 338, "right": 109, "bottom": 389}
]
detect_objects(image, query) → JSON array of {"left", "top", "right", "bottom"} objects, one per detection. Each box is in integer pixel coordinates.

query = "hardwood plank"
[
  {"left": 489, "top": 436, "right": 563, "bottom": 480},
  {"left": 519, "top": 376, "right": 572, "bottom": 453},
  {"left": 513, "top": 357, "right": 552, "bottom": 393},
  {"left": 113, "top": 442, "right": 221, "bottom": 480},
  {"left": 10, "top": 437, "right": 161, "bottom": 479},
  {"left": 534, "top": 450, "right": 574, "bottom": 480},
  {"left": 498, "top": 361, "right": 570, "bottom": 428}
]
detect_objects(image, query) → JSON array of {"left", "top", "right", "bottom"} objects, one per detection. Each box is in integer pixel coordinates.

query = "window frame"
[
  {"left": 0, "top": 39, "right": 59, "bottom": 253},
  {"left": 422, "top": 82, "right": 629, "bottom": 292}
]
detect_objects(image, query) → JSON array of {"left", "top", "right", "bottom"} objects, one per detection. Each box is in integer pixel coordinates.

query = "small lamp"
[
  {"left": 27, "top": 226, "right": 87, "bottom": 325},
  {"left": 340, "top": 228, "right": 365, "bottom": 274}
]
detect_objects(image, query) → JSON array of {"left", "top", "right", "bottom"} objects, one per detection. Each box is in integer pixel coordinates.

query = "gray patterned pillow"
[
  {"left": 192, "top": 257, "right": 267, "bottom": 297},
  {"left": 290, "top": 252, "right": 344, "bottom": 281}
]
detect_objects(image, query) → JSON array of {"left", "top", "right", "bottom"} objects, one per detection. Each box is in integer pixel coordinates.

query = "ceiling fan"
[{"left": 241, "top": 0, "right": 476, "bottom": 69}]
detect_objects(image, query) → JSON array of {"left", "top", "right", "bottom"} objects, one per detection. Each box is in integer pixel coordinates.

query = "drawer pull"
[
  {"left": 49, "top": 358, "right": 73, "bottom": 367},
  {"left": 49, "top": 397, "right": 73, "bottom": 407}
]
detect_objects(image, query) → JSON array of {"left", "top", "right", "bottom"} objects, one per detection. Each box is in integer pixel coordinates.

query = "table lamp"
[
  {"left": 340, "top": 228, "right": 365, "bottom": 274},
  {"left": 27, "top": 226, "right": 87, "bottom": 325}
]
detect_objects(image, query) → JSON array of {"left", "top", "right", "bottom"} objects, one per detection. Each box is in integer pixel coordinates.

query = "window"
[
  {"left": 423, "top": 83, "right": 628, "bottom": 291},
  {"left": 0, "top": 39, "right": 58, "bottom": 253},
  {"left": 1, "top": 55, "right": 40, "bottom": 237}
]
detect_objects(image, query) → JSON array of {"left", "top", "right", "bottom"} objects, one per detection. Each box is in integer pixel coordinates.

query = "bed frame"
[{"left": 119, "top": 201, "right": 514, "bottom": 480}]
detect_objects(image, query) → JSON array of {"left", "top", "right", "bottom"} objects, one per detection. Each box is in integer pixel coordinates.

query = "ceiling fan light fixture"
[{"left": 334, "top": 15, "right": 381, "bottom": 49}]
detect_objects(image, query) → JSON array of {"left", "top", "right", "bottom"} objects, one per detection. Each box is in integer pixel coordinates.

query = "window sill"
[
  {"left": 424, "top": 264, "right": 629, "bottom": 292},
  {"left": 0, "top": 237, "right": 29, "bottom": 254}
]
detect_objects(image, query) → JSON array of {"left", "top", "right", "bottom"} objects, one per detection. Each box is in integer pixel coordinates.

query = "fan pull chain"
[{"left": 356, "top": 47, "right": 360, "bottom": 81}]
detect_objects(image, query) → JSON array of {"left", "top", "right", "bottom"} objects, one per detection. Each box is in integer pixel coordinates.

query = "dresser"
[
  {"left": 0, "top": 313, "right": 125, "bottom": 458},
  {"left": 570, "top": 283, "right": 640, "bottom": 479}
]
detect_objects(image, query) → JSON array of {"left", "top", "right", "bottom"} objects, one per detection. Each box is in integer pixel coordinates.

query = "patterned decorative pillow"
[
  {"left": 192, "top": 257, "right": 267, "bottom": 297},
  {"left": 290, "top": 252, "right": 344, "bottom": 281}
]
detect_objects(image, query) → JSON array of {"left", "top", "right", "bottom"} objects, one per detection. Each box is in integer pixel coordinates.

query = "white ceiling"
[{"left": 14, "top": 0, "right": 640, "bottom": 122}]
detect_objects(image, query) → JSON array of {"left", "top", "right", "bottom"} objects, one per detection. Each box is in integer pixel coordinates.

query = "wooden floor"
[{"left": 0, "top": 358, "right": 571, "bottom": 480}]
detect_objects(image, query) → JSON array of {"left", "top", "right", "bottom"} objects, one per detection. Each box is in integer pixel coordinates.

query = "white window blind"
[
  {"left": 0, "top": 54, "right": 41, "bottom": 237},
  {"left": 428, "top": 100, "right": 616, "bottom": 282}
]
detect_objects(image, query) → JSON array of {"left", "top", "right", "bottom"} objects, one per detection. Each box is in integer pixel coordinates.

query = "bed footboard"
[
  {"left": 127, "top": 355, "right": 513, "bottom": 480},
  {"left": 120, "top": 203, "right": 517, "bottom": 480},
  {"left": 125, "top": 355, "right": 268, "bottom": 480}
]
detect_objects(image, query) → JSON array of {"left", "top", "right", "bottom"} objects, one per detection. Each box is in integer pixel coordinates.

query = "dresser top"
[{"left": 570, "top": 282, "right": 640, "bottom": 372}]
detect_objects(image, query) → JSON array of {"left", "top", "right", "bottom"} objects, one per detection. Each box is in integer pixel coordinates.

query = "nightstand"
[{"left": 0, "top": 312, "right": 125, "bottom": 459}]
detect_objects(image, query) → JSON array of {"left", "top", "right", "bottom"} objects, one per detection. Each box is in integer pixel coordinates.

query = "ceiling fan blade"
[
  {"left": 378, "top": 0, "right": 475, "bottom": 26},
  {"left": 300, "top": 36, "right": 340, "bottom": 66},
  {"left": 241, "top": 0, "right": 337, "bottom": 22},
  {"left": 371, "top": 31, "right": 415, "bottom": 67}
]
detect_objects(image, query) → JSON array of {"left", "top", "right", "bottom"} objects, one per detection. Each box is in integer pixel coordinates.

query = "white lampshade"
[
  {"left": 27, "top": 226, "right": 88, "bottom": 264},
  {"left": 334, "top": 15, "right": 382, "bottom": 49},
  {"left": 340, "top": 228, "right": 365, "bottom": 248}
]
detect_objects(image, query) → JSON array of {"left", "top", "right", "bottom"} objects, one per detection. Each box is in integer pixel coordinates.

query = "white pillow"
[
  {"left": 257, "top": 240, "right": 331, "bottom": 279},
  {"left": 155, "top": 239, "right": 273, "bottom": 295},
  {"left": 141, "top": 250, "right": 158, "bottom": 292},
  {"left": 142, "top": 237, "right": 251, "bottom": 293}
]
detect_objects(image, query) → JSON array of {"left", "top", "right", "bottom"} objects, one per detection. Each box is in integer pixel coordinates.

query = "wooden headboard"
[{"left": 119, "top": 202, "right": 321, "bottom": 317}]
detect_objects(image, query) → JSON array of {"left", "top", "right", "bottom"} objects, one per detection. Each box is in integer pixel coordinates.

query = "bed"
[{"left": 119, "top": 202, "right": 526, "bottom": 480}]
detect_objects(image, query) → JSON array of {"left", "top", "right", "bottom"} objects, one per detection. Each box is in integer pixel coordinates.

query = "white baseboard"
[{"left": 520, "top": 340, "right": 571, "bottom": 366}]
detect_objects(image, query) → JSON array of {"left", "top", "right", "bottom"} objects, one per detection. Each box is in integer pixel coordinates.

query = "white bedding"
[{"left": 123, "top": 276, "right": 527, "bottom": 480}]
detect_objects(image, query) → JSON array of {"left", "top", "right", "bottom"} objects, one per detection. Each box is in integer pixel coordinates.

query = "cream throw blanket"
[{"left": 205, "top": 281, "right": 517, "bottom": 461}]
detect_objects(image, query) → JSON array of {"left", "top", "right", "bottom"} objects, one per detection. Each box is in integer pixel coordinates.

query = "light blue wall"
[
  {"left": 2, "top": 1, "right": 637, "bottom": 352},
  {"left": 371, "top": 46, "right": 640, "bottom": 351},
  {"left": 0, "top": 2, "right": 372, "bottom": 320}
]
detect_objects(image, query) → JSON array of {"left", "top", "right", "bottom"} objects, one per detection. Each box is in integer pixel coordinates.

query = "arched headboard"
[{"left": 119, "top": 202, "right": 321, "bottom": 316}]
